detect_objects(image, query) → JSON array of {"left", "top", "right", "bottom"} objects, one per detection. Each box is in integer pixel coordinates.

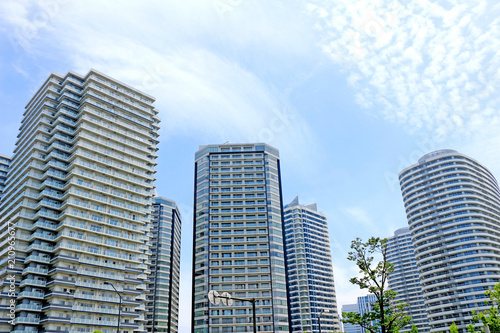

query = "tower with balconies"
[
  {"left": 191, "top": 143, "right": 291, "bottom": 333},
  {"left": 0, "top": 69, "right": 160, "bottom": 333},
  {"left": 386, "top": 227, "right": 429, "bottom": 332},
  {"left": 283, "top": 196, "right": 340, "bottom": 332},
  {"left": 399, "top": 149, "right": 500, "bottom": 332},
  {"left": 0, "top": 154, "right": 10, "bottom": 198},
  {"left": 145, "top": 197, "right": 182, "bottom": 333}
]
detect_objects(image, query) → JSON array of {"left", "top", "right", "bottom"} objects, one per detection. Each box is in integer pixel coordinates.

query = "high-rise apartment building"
[
  {"left": 0, "top": 69, "right": 160, "bottom": 333},
  {"left": 358, "top": 294, "right": 377, "bottom": 333},
  {"left": 399, "top": 149, "right": 500, "bottom": 332},
  {"left": 0, "top": 154, "right": 10, "bottom": 198},
  {"left": 283, "top": 196, "right": 340, "bottom": 332},
  {"left": 386, "top": 227, "right": 429, "bottom": 332},
  {"left": 341, "top": 303, "right": 361, "bottom": 333},
  {"left": 192, "top": 143, "right": 291, "bottom": 333},
  {"left": 146, "top": 197, "right": 182, "bottom": 333},
  {"left": 341, "top": 295, "right": 377, "bottom": 333}
]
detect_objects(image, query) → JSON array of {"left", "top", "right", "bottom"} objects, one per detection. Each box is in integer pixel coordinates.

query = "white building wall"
[
  {"left": 0, "top": 70, "right": 159, "bottom": 333},
  {"left": 399, "top": 149, "right": 500, "bottom": 333}
]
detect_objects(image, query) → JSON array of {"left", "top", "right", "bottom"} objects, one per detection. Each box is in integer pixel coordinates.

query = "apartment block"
[
  {"left": 341, "top": 303, "right": 361, "bottom": 333},
  {"left": 341, "top": 295, "right": 377, "bottom": 333},
  {"left": 283, "top": 196, "right": 340, "bottom": 332},
  {"left": 0, "top": 69, "right": 160, "bottom": 333},
  {"left": 386, "top": 227, "right": 429, "bottom": 332},
  {"left": 192, "top": 143, "right": 291, "bottom": 333},
  {"left": 0, "top": 154, "right": 10, "bottom": 198},
  {"left": 399, "top": 149, "right": 500, "bottom": 332},
  {"left": 145, "top": 197, "right": 181, "bottom": 333},
  {"left": 358, "top": 294, "right": 377, "bottom": 333}
]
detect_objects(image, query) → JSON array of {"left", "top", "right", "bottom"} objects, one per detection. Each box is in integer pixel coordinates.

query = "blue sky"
[{"left": 1, "top": 0, "right": 499, "bottom": 331}]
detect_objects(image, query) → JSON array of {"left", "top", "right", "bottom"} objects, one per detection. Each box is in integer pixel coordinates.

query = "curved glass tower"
[{"left": 399, "top": 149, "right": 500, "bottom": 332}]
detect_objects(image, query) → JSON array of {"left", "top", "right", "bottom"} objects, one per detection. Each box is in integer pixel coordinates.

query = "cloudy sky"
[{"left": 1, "top": 0, "right": 499, "bottom": 331}]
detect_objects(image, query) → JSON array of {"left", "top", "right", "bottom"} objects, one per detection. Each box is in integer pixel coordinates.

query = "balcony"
[
  {"left": 12, "top": 316, "right": 40, "bottom": 324},
  {"left": 135, "top": 304, "right": 146, "bottom": 311},
  {"left": 20, "top": 279, "right": 46, "bottom": 287},
  {"left": 15, "top": 303, "right": 42, "bottom": 311},
  {"left": 26, "top": 243, "right": 54, "bottom": 253},
  {"left": 70, "top": 318, "right": 118, "bottom": 326},
  {"left": 22, "top": 266, "right": 49, "bottom": 275},
  {"left": 76, "top": 268, "right": 125, "bottom": 281},
  {"left": 72, "top": 305, "right": 119, "bottom": 315},
  {"left": 17, "top": 291, "right": 45, "bottom": 299}
]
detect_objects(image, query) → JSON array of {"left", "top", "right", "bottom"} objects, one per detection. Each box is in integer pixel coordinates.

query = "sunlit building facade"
[
  {"left": 341, "top": 303, "right": 361, "bottom": 333},
  {"left": 145, "top": 197, "right": 182, "bottom": 333},
  {"left": 191, "top": 143, "right": 291, "bottom": 333},
  {"left": 0, "top": 69, "right": 160, "bottom": 333},
  {"left": 0, "top": 154, "right": 10, "bottom": 198},
  {"left": 386, "top": 227, "right": 429, "bottom": 332},
  {"left": 399, "top": 149, "right": 500, "bottom": 332},
  {"left": 341, "top": 295, "right": 376, "bottom": 333},
  {"left": 284, "top": 196, "right": 340, "bottom": 332}
]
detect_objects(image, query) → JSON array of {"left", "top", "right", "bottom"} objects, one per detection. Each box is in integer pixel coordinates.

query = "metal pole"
[
  {"left": 252, "top": 298, "right": 257, "bottom": 333},
  {"left": 318, "top": 311, "right": 322, "bottom": 333},
  {"left": 107, "top": 282, "right": 122, "bottom": 333},
  {"left": 212, "top": 294, "right": 261, "bottom": 332},
  {"left": 118, "top": 293, "right": 122, "bottom": 333}
]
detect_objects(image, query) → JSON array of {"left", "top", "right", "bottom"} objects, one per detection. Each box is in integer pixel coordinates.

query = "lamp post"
[
  {"left": 104, "top": 282, "right": 122, "bottom": 333},
  {"left": 208, "top": 290, "right": 258, "bottom": 332},
  {"left": 318, "top": 309, "right": 330, "bottom": 333}
]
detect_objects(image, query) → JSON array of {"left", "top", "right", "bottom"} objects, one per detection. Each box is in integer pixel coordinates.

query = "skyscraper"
[
  {"left": 341, "top": 303, "right": 362, "bottom": 333},
  {"left": 341, "top": 294, "right": 377, "bottom": 333},
  {"left": 0, "top": 69, "right": 159, "bottom": 333},
  {"left": 357, "top": 294, "right": 377, "bottom": 333},
  {"left": 146, "top": 197, "right": 182, "bottom": 333},
  {"left": 192, "top": 143, "right": 291, "bottom": 333},
  {"left": 283, "top": 196, "right": 340, "bottom": 332},
  {"left": 399, "top": 149, "right": 500, "bottom": 332},
  {"left": 386, "top": 227, "right": 429, "bottom": 332},
  {"left": 0, "top": 154, "right": 10, "bottom": 199}
]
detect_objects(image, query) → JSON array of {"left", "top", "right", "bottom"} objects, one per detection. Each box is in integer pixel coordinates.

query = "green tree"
[
  {"left": 93, "top": 330, "right": 103, "bottom": 333},
  {"left": 342, "top": 237, "right": 411, "bottom": 333},
  {"left": 410, "top": 324, "right": 418, "bottom": 333},
  {"left": 450, "top": 323, "right": 459, "bottom": 333},
  {"left": 467, "top": 282, "right": 500, "bottom": 333}
]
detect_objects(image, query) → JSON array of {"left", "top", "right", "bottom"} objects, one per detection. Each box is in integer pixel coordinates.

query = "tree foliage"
[
  {"left": 411, "top": 324, "right": 418, "bottom": 333},
  {"left": 450, "top": 323, "right": 459, "bottom": 333},
  {"left": 467, "top": 282, "right": 500, "bottom": 333},
  {"left": 342, "top": 237, "right": 411, "bottom": 333}
]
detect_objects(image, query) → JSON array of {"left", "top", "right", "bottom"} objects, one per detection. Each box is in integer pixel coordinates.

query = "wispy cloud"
[
  {"left": 342, "top": 206, "right": 379, "bottom": 232},
  {"left": 0, "top": 0, "right": 326, "bottom": 179},
  {"left": 308, "top": 0, "right": 500, "bottom": 141}
]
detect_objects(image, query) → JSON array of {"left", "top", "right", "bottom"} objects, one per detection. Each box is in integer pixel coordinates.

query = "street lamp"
[
  {"left": 208, "top": 290, "right": 258, "bottom": 333},
  {"left": 104, "top": 282, "right": 122, "bottom": 333},
  {"left": 318, "top": 309, "right": 330, "bottom": 333}
]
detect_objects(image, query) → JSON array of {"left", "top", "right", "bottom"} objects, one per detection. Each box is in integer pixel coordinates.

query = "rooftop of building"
[
  {"left": 195, "top": 142, "right": 280, "bottom": 159},
  {"left": 417, "top": 149, "right": 458, "bottom": 163}
]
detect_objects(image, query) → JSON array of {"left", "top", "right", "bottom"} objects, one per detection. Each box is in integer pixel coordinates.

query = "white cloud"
[
  {"left": 308, "top": 0, "right": 500, "bottom": 143},
  {"left": 0, "top": 0, "right": 328, "bottom": 179},
  {"left": 331, "top": 262, "right": 365, "bottom": 311},
  {"left": 342, "top": 206, "right": 379, "bottom": 232}
]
